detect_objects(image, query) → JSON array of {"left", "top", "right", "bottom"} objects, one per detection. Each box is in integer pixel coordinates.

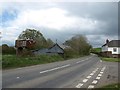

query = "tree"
[
  {"left": 46, "top": 38, "right": 54, "bottom": 47},
  {"left": 64, "top": 35, "right": 91, "bottom": 55},
  {"left": 2, "top": 44, "right": 16, "bottom": 54},
  {"left": 18, "top": 29, "right": 48, "bottom": 49}
]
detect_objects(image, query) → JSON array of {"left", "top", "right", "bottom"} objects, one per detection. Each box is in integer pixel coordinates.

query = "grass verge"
[
  {"left": 2, "top": 54, "right": 64, "bottom": 69},
  {"left": 101, "top": 57, "right": 120, "bottom": 62},
  {"left": 99, "top": 83, "right": 120, "bottom": 90}
]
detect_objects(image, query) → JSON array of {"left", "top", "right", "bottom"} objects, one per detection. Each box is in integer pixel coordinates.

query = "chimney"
[{"left": 106, "top": 39, "right": 109, "bottom": 44}]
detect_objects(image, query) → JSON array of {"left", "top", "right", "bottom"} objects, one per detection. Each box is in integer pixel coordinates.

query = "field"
[
  {"left": 91, "top": 48, "right": 101, "bottom": 53},
  {"left": 2, "top": 54, "right": 64, "bottom": 69},
  {"left": 101, "top": 57, "right": 120, "bottom": 62}
]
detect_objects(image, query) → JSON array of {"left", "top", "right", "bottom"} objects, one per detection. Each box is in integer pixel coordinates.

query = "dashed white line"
[
  {"left": 101, "top": 69, "right": 104, "bottom": 72},
  {"left": 100, "top": 72, "right": 103, "bottom": 74},
  {"left": 76, "top": 83, "right": 83, "bottom": 88},
  {"left": 76, "top": 61, "right": 82, "bottom": 63},
  {"left": 83, "top": 79, "right": 88, "bottom": 83},
  {"left": 92, "top": 80, "right": 98, "bottom": 84},
  {"left": 87, "top": 76, "right": 91, "bottom": 79},
  {"left": 90, "top": 73, "right": 94, "bottom": 76},
  {"left": 98, "top": 74, "right": 102, "bottom": 77},
  {"left": 75, "top": 66, "right": 105, "bottom": 88},
  {"left": 92, "top": 71, "right": 96, "bottom": 73},
  {"left": 88, "top": 85, "right": 94, "bottom": 89},
  {"left": 101, "top": 67, "right": 106, "bottom": 72},
  {"left": 16, "top": 77, "right": 20, "bottom": 79},
  {"left": 40, "top": 64, "right": 70, "bottom": 74},
  {"left": 96, "top": 76, "right": 101, "bottom": 80}
]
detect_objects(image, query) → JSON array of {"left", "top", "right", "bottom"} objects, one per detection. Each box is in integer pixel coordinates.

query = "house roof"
[
  {"left": 108, "top": 40, "right": 120, "bottom": 47},
  {"left": 102, "top": 40, "right": 120, "bottom": 47}
]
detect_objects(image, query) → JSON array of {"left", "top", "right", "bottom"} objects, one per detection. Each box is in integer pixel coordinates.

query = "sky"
[{"left": 0, "top": 0, "right": 119, "bottom": 47}]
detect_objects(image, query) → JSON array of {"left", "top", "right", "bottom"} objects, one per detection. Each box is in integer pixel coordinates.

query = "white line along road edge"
[{"left": 40, "top": 64, "right": 70, "bottom": 74}]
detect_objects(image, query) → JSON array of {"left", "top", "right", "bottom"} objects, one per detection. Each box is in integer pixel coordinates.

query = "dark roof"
[
  {"left": 102, "top": 40, "right": 120, "bottom": 47},
  {"left": 102, "top": 44, "right": 107, "bottom": 47},
  {"left": 108, "top": 40, "right": 120, "bottom": 47},
  {"left": 33, "top": 43, "right": 64, "bottom": 54},
  {"left": 32, "top": 48, "right": 48, "bottom": 54},
  {"left": 48, "top": 43, "right": 64, "bottom": 53}
]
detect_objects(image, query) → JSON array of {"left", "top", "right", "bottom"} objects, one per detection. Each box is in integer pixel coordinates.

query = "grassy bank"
[
  {"left": 99, "top": 83, "right": 120, "bottom": 90},
  {"left": 2, "top": 55, "right": 64, "bottom": 69},
  {"left": 101, "top": 57, "right": 120, "bottom": 62}
]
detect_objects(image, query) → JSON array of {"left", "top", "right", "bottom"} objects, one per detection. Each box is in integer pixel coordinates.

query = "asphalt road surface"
[{"left": 2, "top": 54, "right": 118, "bottom": 89}]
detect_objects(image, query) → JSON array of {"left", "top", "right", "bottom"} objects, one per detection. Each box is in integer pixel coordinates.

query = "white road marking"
[
  {"left": 98, "top": 74, "right": 102, "bottom": 77},
  {"left": 87, "top": 76, "right": 91, "bottom": 79},
  {"left": 101, "top": 69, "right": 104, "bottom": 72},
  {"left": 16, "top": 77, "right": 20, "bottom": 79},
  {"left": 76, "top": 83, "right": 83, "bottom": 88},
  {"left": 76, "top": 60, "right": 85, "bottom": 63},
  {"left": 100, "top": 60, "right": 102, "bottom": 62},
  {"left": 90, "top": 73, "right": 94, "bottom": 76},
  {"left": 96, "top": 76, "right": 101, "bottom": 80},
  {"left": 76, "top": 61, "right": 82, "bottom": 63},
  {"left": 96, "top": 68, "right": 99, "bottom": 70},
  {"left": 94, "top": 68, "right": 99, "bottom": 72},
  {"left": 92, "top": 71, "right": 96, "bottom": 73},
  {"left": 92, "top": 80, "right": 98, "bottom": 84},
  {"left": 101, "top": 66, "right": 106, "bottom": 71},
  {"left": 76, "top": 56, "right": 92, "bottom": 64},
  {"left": 100, "top": 72, "right": 103, "bottom": 74},
  {"left": 83, "top": 79, "right": 88, "bottom": 83},
  {"left": 40, "top": 64, "right": 70, "bottom": 74},
  {"left": 88, "top": 85, "right": 94, "bottom": 89},
  {"left": 94, "top": 69, "right": 98, "bottom": 72}
]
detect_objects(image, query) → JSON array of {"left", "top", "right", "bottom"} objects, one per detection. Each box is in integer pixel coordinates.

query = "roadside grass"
[
  {"left": 101, "top": 57, "right": 120, "bottom": 62},
  {"left": 99, "top": 83, "right": 120, "bottom": 90},
  {"left": 2, "top": 54, "right": 64, "bottom": 69},
  {"left": 0, "top": 54, "right": 1, "bottom": 69}
]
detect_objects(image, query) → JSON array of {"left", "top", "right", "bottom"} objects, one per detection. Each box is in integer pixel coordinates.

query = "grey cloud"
[{"left": 2, "top": 2, "right": 118, "bottom": 47}]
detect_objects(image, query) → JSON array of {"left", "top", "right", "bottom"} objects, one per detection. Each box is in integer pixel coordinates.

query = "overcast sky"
[{"left": 0, "top": 0, "right": 119, "bottom": 47}]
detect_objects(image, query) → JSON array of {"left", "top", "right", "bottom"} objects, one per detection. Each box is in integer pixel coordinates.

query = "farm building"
[
  {"left": 32, "top": 43, "right": 65, "bottom": 56},
  {"left": 15, "top": 39, "right": 36, "bottom": 56}
]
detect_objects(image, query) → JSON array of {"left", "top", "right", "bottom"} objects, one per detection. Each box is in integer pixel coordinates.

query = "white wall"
[
  {"left": 102, "top": 46, "right": 108, "bottom": 52},
  {"left": 108, "top": 47, "right": 120, "bottom": 54}
]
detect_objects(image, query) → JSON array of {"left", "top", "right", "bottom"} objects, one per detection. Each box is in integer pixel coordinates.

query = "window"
[
  {"left": 22, "top": 41, "right": 26, "bottom": 46},
  {"left": 113, "top": 48, "right": 117, "bottom": 52}
]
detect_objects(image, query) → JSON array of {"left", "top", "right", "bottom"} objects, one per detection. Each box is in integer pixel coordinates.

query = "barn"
[{"left": 33, "top": 43, "right": 64, "bottom": 56}]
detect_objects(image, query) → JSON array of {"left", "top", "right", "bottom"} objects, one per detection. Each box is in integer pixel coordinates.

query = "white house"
[{"left": 102, "top": 39, "right": 120, "bottom": 58}]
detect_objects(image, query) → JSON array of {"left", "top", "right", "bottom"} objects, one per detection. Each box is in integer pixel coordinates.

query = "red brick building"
[{"left": 15, "top": 39, "right": 35, "bottom": 56}]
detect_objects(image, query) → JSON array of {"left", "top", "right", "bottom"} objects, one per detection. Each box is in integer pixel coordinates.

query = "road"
[{"left": 2, "top": 54, "right": 118, "bottom": 89}]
